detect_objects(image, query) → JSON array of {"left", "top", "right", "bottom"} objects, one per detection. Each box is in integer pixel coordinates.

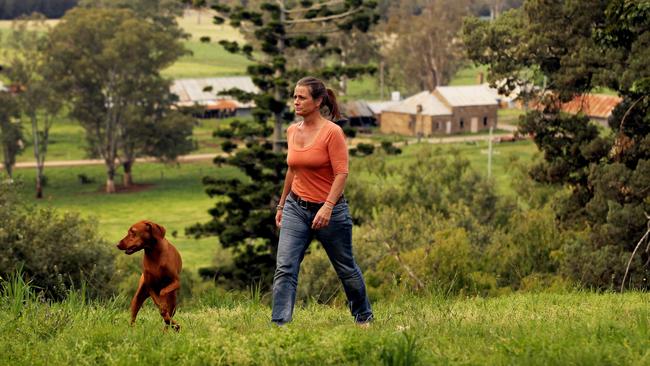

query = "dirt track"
[{"left": 7, "top": 124, "right": 519, "bottom": 170}]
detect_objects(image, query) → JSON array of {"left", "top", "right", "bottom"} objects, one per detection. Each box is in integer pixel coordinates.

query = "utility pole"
[
  {"left": 379, "top": 60, "right": 385, "bottom": 100},
  {"left": 487, "top": 126, "right": 493, "bottom": 178},
  {"left": 416, "top": 104, "right": 423, "bottom": 143}
]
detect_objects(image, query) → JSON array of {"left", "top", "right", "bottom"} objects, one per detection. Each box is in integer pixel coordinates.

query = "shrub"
[
  {"left": 356, "top": 143, "right": 375, "bottom": 156},
  {"left": 380, "top": 140, "right": 401, "bottom": 155},
  {"left": 484, "top": 208, "right": 564, "bottom": 289},
  {"left": 343, "top": 126, "right": 357, "bottom": 139},
  {"left": 0, "top": 183, "right": 115, "bottom": 300}
]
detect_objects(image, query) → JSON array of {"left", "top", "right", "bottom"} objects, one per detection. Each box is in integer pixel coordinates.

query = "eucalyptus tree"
[
  {"left": 0, "top": 91, "right": 22, "bottom": 180},
  {"left": 383, "top": 0, "right": 470, "bottom": 93},
  {"left": 45, "top": 8, "right": 186, "bottom": 192},
  {"left": 76, "top": 0, "right": 193, "bottom": 187},
  {"left": 3, "top": 16, "right": 61, "bottom": 198}
]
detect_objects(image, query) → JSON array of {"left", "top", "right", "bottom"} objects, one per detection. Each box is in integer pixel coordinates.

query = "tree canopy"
[
  {"left": 463, "top": 0, "right": 650, "bottom": 289},
  {"left": 44, "top": 7, "right": 189, "bottom": 193}
]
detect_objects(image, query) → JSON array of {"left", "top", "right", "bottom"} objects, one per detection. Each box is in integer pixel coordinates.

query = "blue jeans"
[{"left": 272, "top": 194, "right": 373, "bottom": 324}]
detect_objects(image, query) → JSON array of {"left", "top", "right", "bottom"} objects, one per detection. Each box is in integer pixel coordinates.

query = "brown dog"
[{"left": 117, "top": 220, "right": 182, "bottom": 331}]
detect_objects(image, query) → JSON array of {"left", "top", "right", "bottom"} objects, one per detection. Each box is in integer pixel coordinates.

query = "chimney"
[
  {"left": 391, "top": 91, "right": 401, "bottom": 102},
  {"left": 477, "top": 72, "right": 484, "bottom": 84}
]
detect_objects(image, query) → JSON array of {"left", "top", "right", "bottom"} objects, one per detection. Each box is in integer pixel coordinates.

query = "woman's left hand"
[{"left": 312, "top": 205, "right": 333, "bottom": 229}]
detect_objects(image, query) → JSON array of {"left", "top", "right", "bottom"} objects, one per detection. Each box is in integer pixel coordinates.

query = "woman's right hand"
[{"left": 275, "top": 209, "right": 283, "bottom": 228}]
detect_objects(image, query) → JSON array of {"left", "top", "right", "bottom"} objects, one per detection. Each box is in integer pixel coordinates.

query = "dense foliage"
[
  {"left": 297, "top": 147, "right": 570, "bottom": 303},
  {"left": 463, "top": 0, "right": 650, "bottom": 289},
  {"left": 44, "top": 6, "right": 193, "bottom": 192},
  {"left": 0, "top": 183, "right": 114, "bottom": 299}
]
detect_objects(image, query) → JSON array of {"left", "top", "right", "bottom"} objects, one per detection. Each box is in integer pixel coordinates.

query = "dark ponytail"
[
  {"left": 296, "top": 76, "right": 341, "bottom": 121},
  {"left": 324, "top": 88, "right": 341, "bottom": 121}
]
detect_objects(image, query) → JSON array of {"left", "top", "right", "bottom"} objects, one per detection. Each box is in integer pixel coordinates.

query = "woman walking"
[{"left": 272, "top": 77, "right": 373, "bottom": 325}]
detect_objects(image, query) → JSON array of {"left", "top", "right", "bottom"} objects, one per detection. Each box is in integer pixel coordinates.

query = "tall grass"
[
  {"left": 2, "top": 278, "right": 650, "bottom": 365},
  {"left": 0, "top": 268, "right": 37, "bottom": 318}
]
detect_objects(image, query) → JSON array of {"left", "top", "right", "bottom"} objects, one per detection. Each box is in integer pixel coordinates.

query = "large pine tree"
[{"left": 187, "top": 0, "right": 378, "bottom": 287}]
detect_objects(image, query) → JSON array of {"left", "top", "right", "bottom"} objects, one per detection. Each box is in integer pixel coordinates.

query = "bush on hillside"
[
  {"left": 346, "top": 146, "right": 508, "bottom": 226},
  {"left": 0, "top": 183, "right": 115, "bottom": 300}
]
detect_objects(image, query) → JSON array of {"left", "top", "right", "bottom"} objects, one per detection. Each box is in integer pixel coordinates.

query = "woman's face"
[{"left": 293, "top": 85, "right": 321, "bottom": 117}]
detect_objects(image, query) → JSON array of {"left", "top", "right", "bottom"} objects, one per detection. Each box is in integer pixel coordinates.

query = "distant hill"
[{"left": 0, "top": 0, "right": 78, "bottom": 20}]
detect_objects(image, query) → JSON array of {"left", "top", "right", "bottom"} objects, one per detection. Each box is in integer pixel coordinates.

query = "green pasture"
[
  {"left": 161, "top": 40, "right": 251, "bottom": 79},
  {"left": 9, "top": 116, "right": 231, "bottom": 163},
  {"left": 177, "top": 11, "right": 245, "bottom": 44},
  {"left": 12, "top": 160, "right": 243, "bottom": 272},
  {"left": 386, "top": 140, "right": 537, "bottom": 195},
  {"left": 498, "top": 108, "right": 525, "bottom": 124},
  {"left": 2, "top": 288, "right": 650, "bottom": 365},
  {"left": 449, "top": 64, "right": 489, "bottom": 86},
  {"left": 164, "top": 10, "right": 251, "bottom": 78}
]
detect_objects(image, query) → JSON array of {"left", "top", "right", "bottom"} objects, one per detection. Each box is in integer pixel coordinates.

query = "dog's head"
[{"left": 116, "top": 220, "right": 166, "bottom": 255}]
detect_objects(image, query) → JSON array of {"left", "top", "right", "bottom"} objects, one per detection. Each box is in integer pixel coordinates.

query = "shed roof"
[
  {"left": 384, "top": 91, "right": 452, "bottom": 116},
  {"left": 340, "top": 100, "right": 374, "bottom": 118},
  {"left": 562, "top": 94, "right": 622, "bottom": 119},
  {"left": 366, "top": 100, "right": 400, "bottom": 114},
  {"left": 434, "top": 84, "right": 500, "bottom": 107},
  {"left": 171, "top": 76, "right": 257, "bottom": 104}
]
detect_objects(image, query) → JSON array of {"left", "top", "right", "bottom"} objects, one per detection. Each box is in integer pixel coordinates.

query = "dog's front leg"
[
  {"left": 130, "top": 275, "right": 150, "bottom": 325},
  {"left": 159, "top": 278, "right": 180, "bottom": 297}
]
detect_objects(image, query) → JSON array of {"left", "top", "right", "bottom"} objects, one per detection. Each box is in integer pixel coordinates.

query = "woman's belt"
[{"left": 289, "top": 191, "right": 345, "bottom": 211}]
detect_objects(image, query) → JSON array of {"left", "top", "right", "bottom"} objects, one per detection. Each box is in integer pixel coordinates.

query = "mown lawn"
[{"left": 1, "top": 290, "right": 649, "bottom": 365}]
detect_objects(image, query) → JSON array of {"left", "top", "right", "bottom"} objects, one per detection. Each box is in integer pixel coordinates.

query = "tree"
[
  {"left": 181, "top": 0, "right": 208, "bottom": 24},
  {"left": 3, "top": 15, "right": 62, "bottom": 198},
  {"left": 383, "top": 0, "right": 470, "bottom": 93},
  {"left": 213, "top": 0, "right": 378, "bottom": 152},
  {"left": 0, "top": 91, "right": 23, "bottom": 180},
  {"left": 78, "top": 0, "right": 186, "bottom": 37},
  {"left": 118, "top": 81, "right": 197, "bottom": 186},
  {"left": 44, "top": 8, "right": 187, "bottom": 193},
  {"left": 187, "top": 0, "right": 378, "bottom": 287},
  {"left": 462, "top": 0, "right": 650, "bottom": 289},
  {"left": 78, "top": 0, "right": 193, "bottom": 187}
]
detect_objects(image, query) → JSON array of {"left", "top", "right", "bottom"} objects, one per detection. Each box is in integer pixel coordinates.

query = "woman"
[{"left": 272, "top": 77, "right": 374, "bottom": 325}]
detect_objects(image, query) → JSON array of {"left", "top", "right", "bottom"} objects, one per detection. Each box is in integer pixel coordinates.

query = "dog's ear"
[{"left": 147, "top": 222, "right": 166, "bottom": 241}]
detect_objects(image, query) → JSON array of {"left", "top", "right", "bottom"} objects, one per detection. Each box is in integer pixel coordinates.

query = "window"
[
  {"left": 460, "top": 118, "right": 464, "bottom": 129},
  {"left": 483, "top": 116, "right": 488, "bottom": 126}
]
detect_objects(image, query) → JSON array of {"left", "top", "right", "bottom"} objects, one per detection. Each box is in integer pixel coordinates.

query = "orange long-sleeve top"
[{"left": 286, "top": 121, "right": 349, "bottom": 203}]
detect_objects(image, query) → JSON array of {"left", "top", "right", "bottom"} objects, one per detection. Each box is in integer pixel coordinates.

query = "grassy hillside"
[{"left": 1, "top": 289, "right": 649, "bottom": 365}]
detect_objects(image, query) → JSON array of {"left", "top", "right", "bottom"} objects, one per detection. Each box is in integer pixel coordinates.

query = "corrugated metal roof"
[
  {"left": 366, "top": 101, "right": 400, "bottom": 114},
  {"left": 171, "top": 76, "right": 258, "bottom": 104},
  {"left": 384, "top": 91, "right": 452, "bottom": 116},
  {"left": 435, "top": 84, "right": 500, "bottom": 107},
  {"left": 562, "top": 94, "right": 622, "bottom": 119},
  {"left": 340, "top": 101, "right": 374, "bottom": 118}
]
